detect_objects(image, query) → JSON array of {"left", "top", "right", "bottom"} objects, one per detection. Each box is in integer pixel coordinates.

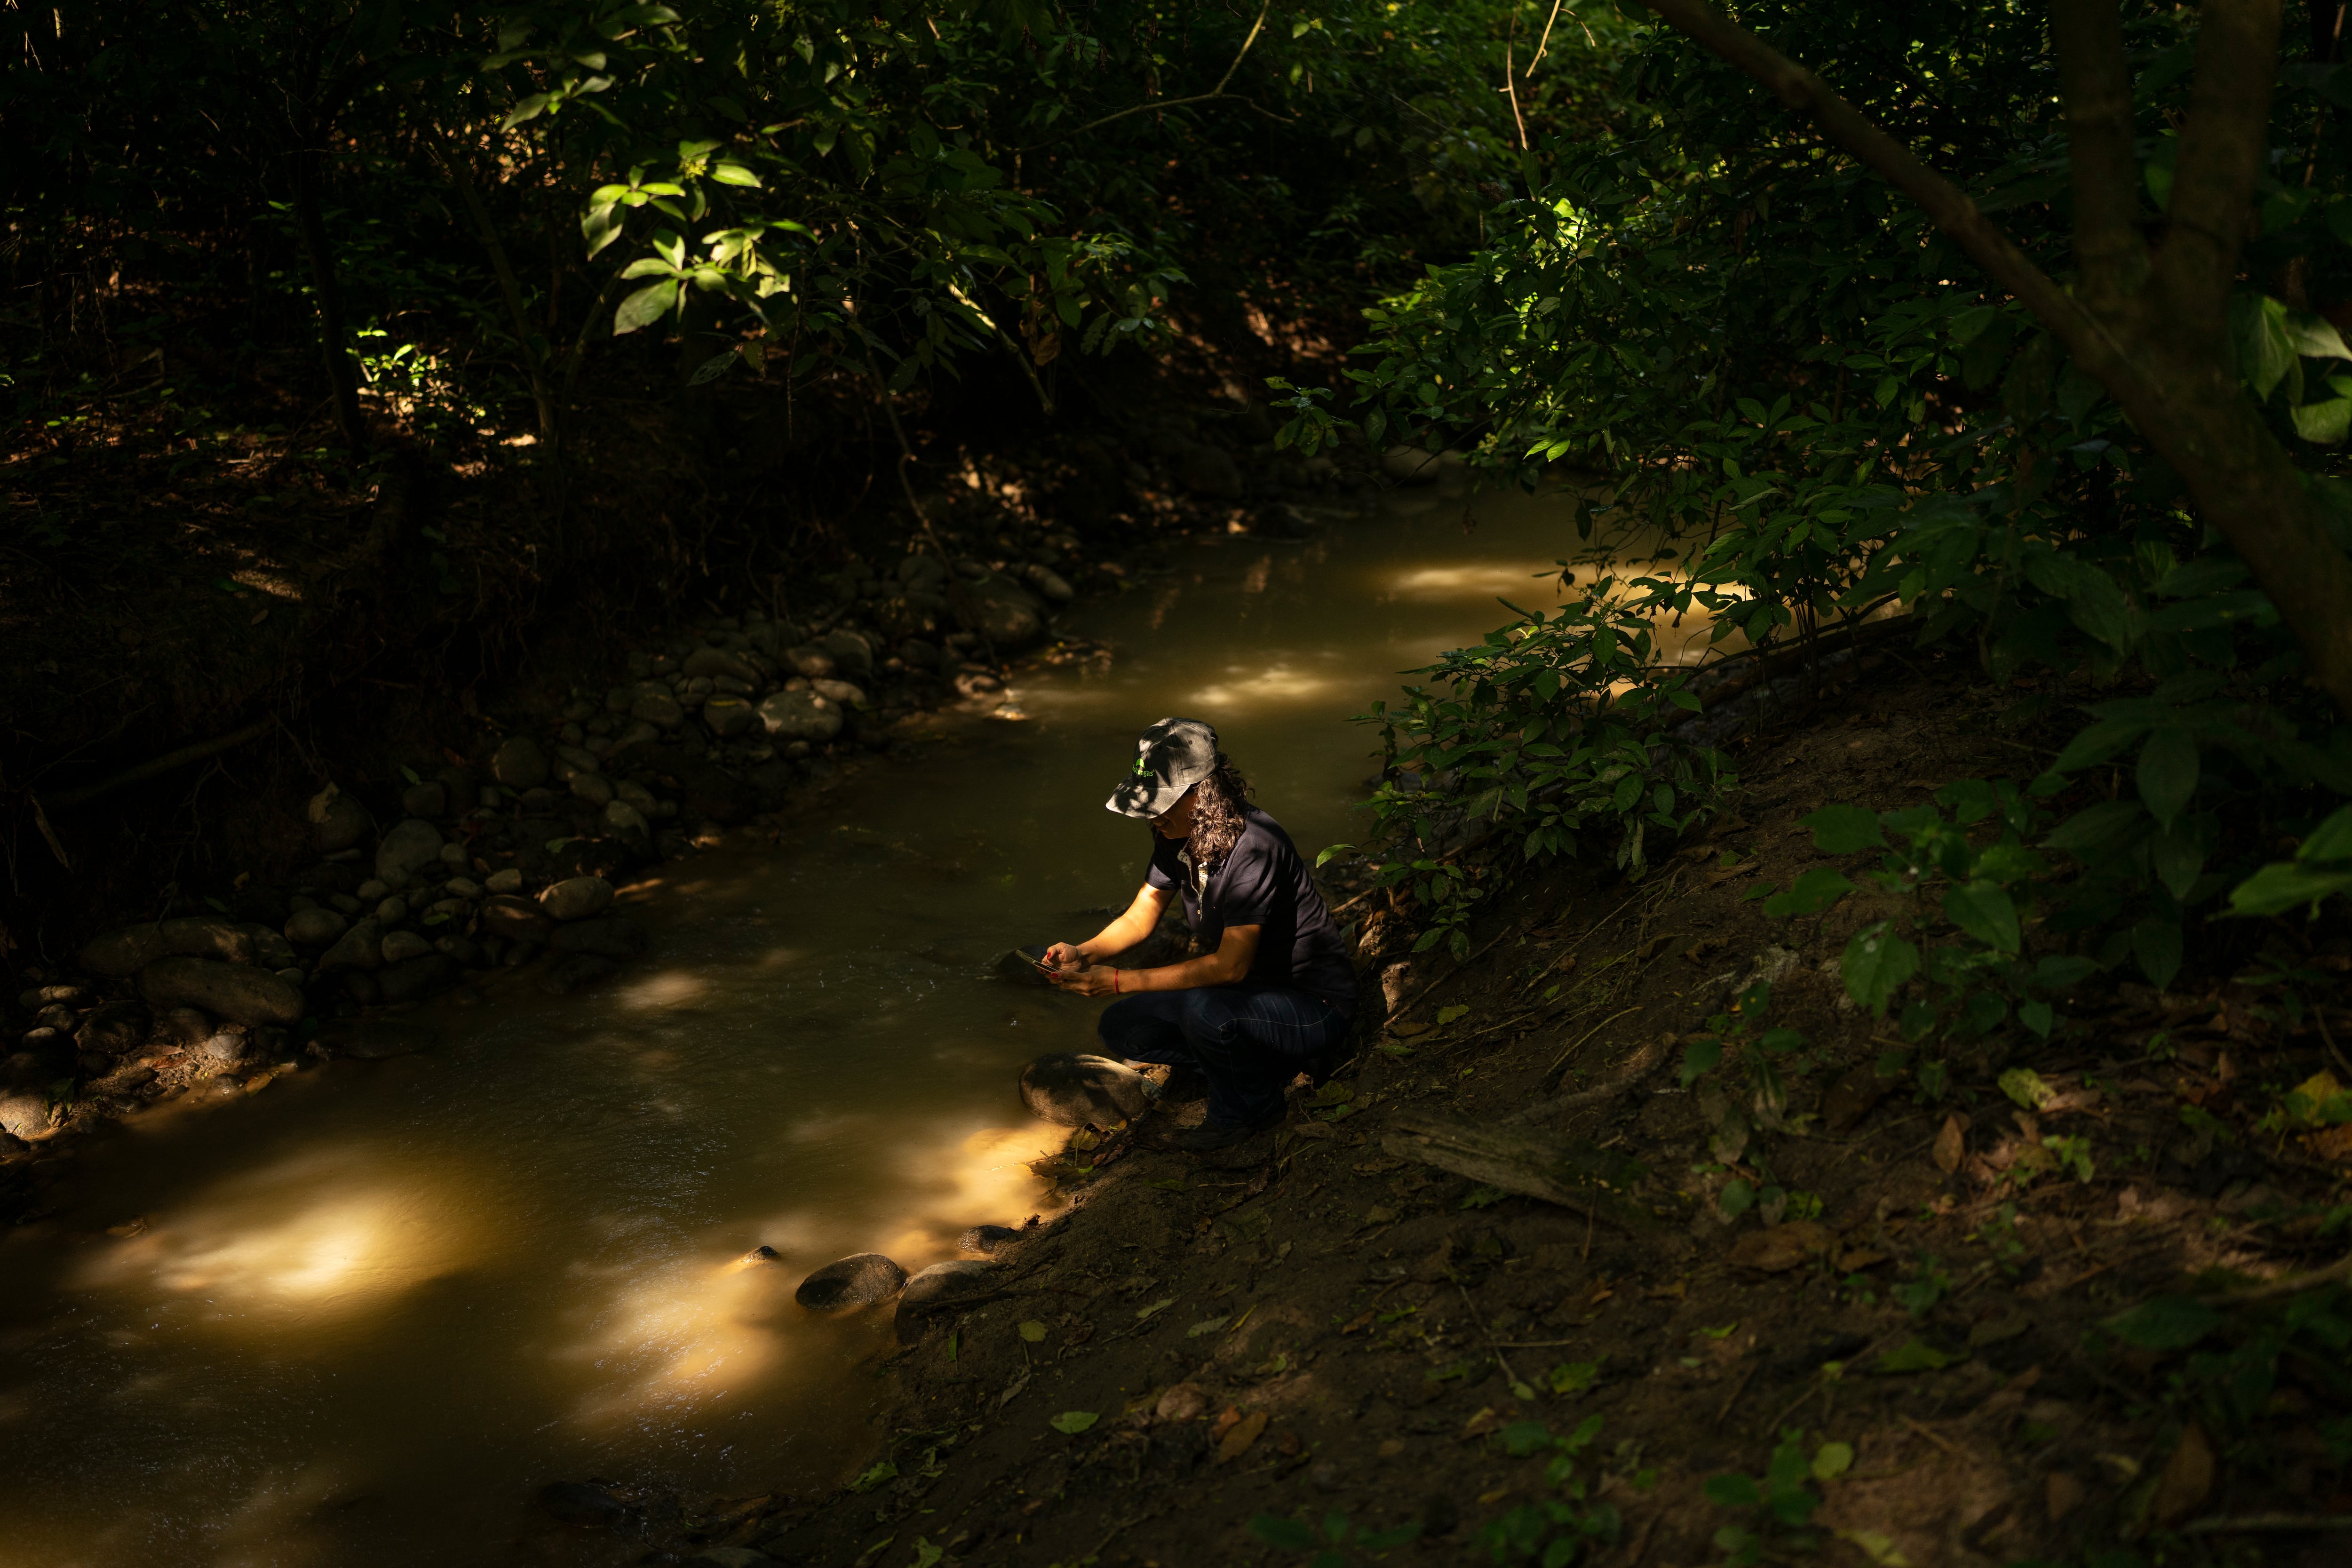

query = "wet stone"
[
  {"left": 285, "top": 907, "right": 349, "bottom": 947},
  {"left": 492, "top": 737, "right": 550, "bottom": 790},
  {"left": 376, "top": 954, "right": 461, "bottom": 1004},
  {"left": 995, "top": 945, "right": 1055, "bottom": 987},
  {"left": 959, "top": 1223, "right": 1031, "bottom": 1255},
  {"left": 631, "top": 690, "right": 685, "bottom": 728},
  {"left": 1019, "top": 1052, "right": 1155, "bottom": 1127},
  {"left": 375, "top": 820, "right": 445, "bottom": 884},
  {"left": 569, "top": 772, "right": 614, "bottom": 806},
  {"left": 0, "top": 1089, "right": 54, "bottom": 1140},
  {"left": 795, "top": 1252, "right": 907, "bottom": 1312},
  {"left": 309, "top": 787, "right": 373, "bottom": 853},
  {"left": 137, "top": 958, "right": 304, "bottom": 1027},
  {"left": 79, "top": 915, "right": 254, "bottom": 977},
  {"left": 380, "top": 931, "right": 434, "bottom": 964},
  {"left": 895, "top": 1259, "right": 1000, "bottom": 1340},
  {"left": 318, "top": 917, "right": 386, "bottom": 973},
  {"left": 539, "top": 876, "right": 614, "bottom": 922},
  {"left": 758, "top": 690, "right": 842, "bottom": 743},
  {"left": 401, "top": 781, "right": 447, "bottom": 819}
]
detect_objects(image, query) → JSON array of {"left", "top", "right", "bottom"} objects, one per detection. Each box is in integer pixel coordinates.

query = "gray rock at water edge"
[
  {"left": 604, "top": 801, "right": 652, "bottom": 842},
  {"left": 485, "top": 868, "right": 525, "bottom": 894},
  {"left": 704, "top": 695, "right": 756, "bottom": 738},
  {"left": 960, "top": 1222, "right": 1033, "bottom": 1255},
  {"left": 238, "top": 923, "right": 298, "bottom": 970},
  {"left": 400, "top": 780, "right": 447, "bottom": 819},
  {"left": 995, "top": 946, "right": 1056, "bottom": 987},
  {"left": 285, "top": 907, "right": 349, "bottom": 947},
  {"left": 537, "top": 1480, "right": 626, "bottom": 1527},
  {"left": 540, "top": 875, "right": 614, "bottom": 922},
  {"left": 1025, "top": 565, "right": 1075, "bottom": 604},
  {"left": 549, "top": 916, "right": 647, "bottom": 959},
  {"left": 737, "top": 1244, "right": 783, "bottom": 1266},
  {"left": 308, "top": 786, "right": 373, "bottom": 853},
  {"left": 138, "top": 958, "right": 305, "bottom": 1027},
  {"left": 758, "top": 689, "right": 843, "bottom": 743},
  {"left": 683, "top": 645, "right": 761, "bottom": 684},
  {"left": 551, "top": 742, "right": 602, "bottom": 782},
  {"left": 377, "top": 954, "right": 461, "bottom": 1004},
  {"left": 895, "top": 1259, "right": 1001, "bottom": 1341},
  {"left": 375, "top": 819, "right": 445, "bottom": 884},
  {"left": 795, "top": 1253, "right": 908, "bottom": 1312},
  {"left": 492, "top": 736, "right": 550, "bottom": 790},
  {"left": 317, "top": 916, "right": 386, "bottom": 974},
  {"left": 1018, "top": 1052, "right": 1155, "bottom": 1127},
  {"left": 614, "top": 779, "right": 659, "bottom": 816},
  {"left": 0, "top": 1089, "right": 54, "bottom": 1140},
  {"left": 946, "top": 577, "right": 1045, "bottom": 650},
  {"left": 784, "top": 643, "right": 837, "bottom": 680},
  {"left": 541, "top": 953, "right": 619, "bottom": 995},
  {"left": 569, "top": 771, "right": 615, "bottom": 807},
  {"left": 198, "top": 1027, "right": 254, "bottom": 1071},
  {"left": 76, "top": 1001, "right": 151, "bottom": 1056},
  {"left": 375, "top": 895, "right": 410, "bottom": 926},
  {"left": 480, "top": 895, "right": 553, "bottom": 944},
  {"left": 379, "top": 930, "right": 434, "bottom": 965},
  {"left": 810, "top": 678, "right": 867, "bottom": 708},
  {"left": 79, "top": 915, "right": 256, "bottom": 976}
]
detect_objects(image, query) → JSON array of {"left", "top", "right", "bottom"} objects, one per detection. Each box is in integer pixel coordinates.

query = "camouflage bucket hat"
[{"left": 1105, "top": 717, "right": 1219, "bottom": 819}]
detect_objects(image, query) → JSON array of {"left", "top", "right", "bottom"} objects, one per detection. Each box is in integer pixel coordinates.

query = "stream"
[{"left": 0, "top": 480, "right": 1711, "bottom": 1567}]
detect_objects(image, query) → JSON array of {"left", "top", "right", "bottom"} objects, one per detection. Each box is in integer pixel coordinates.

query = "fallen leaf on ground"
[
  {"left": 1932, "top": 1114, "right": 1968, "bottom": 1174},
  {"left": 1646, "top": 1280, "right": 1688, "bottom": 1300},
  {"left": 1872, "top": 1337, "right": 1965, "bottom": 1374},
  {"left": 1361, "top": 1206, "right": 1399, "bottom": 1226},
  {"left": 1215, "top": 1410, "right": 1269, "bottom": 1463},
  {"left": 1155, "top": 1383, "right": 1209, "bottom": 1422},
  {"left": 2310, "top": 1123, "right": 2352, "bottom": 1162},
  {"left": 1835, "top": 1249, "right": 1889, "bottom": 1271},
  {"left": 1047, "top": 1410, "right": 1098, "bottom": 1435},
  {"left": 1017, "top": 1320, "right": 1046, "bottom": 1342},
  {"left": 1340, "top": 1310, "right": 1375, "bottom": 1334},
  {"left": 1461, "top": 1407, "right": 1502, "bottom": 1437},
  {"left": 1290, "top": 1121, "right": 1335, "bottom": 1141},
  {"left": 1967, "top": 1311, "right": 2032, "bottom": 1349},
  {"left": 1135, "top": 1297, "right": 1174, "bottom": 1321},
  {"left": 1186, "top": 1316, "right": 1231, "bottom": 1337},
  {"left": 2151, "top": 1423, "right": 2215, "bottom": 1525},
  {"left": 1726, "top": 1221, "right": 1833, "bottom": 1273}
]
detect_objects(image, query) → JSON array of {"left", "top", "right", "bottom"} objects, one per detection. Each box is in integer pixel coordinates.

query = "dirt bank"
[{"left": 512, "top": 649, "right": 2352, "bottom": 1568}]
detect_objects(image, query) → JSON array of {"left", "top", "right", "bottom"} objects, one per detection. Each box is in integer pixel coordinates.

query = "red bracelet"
[{"left": 1112, "top": 970, "right": 1120, "bottom": 994}]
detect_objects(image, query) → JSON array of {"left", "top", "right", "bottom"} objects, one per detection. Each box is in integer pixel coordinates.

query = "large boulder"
[
  {"left": 137, "top": 957, "right": 304, "bottom": 1027},
  {"left": 0, "top": 1089, "right": 54, "bottom": 1140},
  {"left": 758, "top": 690, "right": 843, "bottom": 743},
  {"left": 539, "top": 876, "right": 613, "bottom": 922},
  {"left": 491, "top": 737, "right": 549, "bottom": 789},
  {"left": 308, "top": 787, "right": 373, "bottom": 853},
  {"left": 375, "top": 819, "right": 445, "bottom": 884},
  {"left": 946, "top": 576, "right": 1045, "bottom": 650},
  {"left": 795, "top": 1253, "right": 907, "bottom": 1312},
  {"left": 317, "top": 916, "right": 386, "bottom": 973},
  {"left": 79, "top": 915, "right": 254, "bottom": 976},
  {"left": 1018, "top": 1052, "right": 1156, "bottom": 1127},
  {"left": 284, "top": 907, "right": 349, "bottom": 947},
  {"left": 894, "top": 1260, "right": 1001, "bottom": 1342}
]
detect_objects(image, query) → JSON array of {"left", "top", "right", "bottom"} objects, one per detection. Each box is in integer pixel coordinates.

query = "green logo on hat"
[{"left": 1130, "top": 753, "right": 1151, "bottom": 777}]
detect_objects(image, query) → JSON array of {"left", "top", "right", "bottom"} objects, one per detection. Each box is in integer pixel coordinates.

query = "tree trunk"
[{"left": 291, "top": 140, "right": 368, "bottom": 452}]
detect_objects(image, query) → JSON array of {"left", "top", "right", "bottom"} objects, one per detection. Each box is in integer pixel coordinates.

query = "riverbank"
[{"left": 524, "top": 646, "right": 2352, "bottom": 1568}]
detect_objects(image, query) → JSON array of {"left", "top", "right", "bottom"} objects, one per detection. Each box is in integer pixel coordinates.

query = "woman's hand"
[
  {"left": 1043, "top": 941, "right": 1088, "bottom": 972},
  {"left": 1048, "top": 963, "right": 1125, "bottom": 998}
]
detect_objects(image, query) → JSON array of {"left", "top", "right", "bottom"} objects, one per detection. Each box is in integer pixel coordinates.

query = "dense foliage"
[{"left": 1290, "top": 2, "right": 2352, "bottom": 1019}]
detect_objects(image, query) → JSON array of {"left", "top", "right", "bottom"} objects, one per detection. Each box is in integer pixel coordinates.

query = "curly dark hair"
[{"left": 1186, "top": 752, "right": 1255, "bottom": 873}]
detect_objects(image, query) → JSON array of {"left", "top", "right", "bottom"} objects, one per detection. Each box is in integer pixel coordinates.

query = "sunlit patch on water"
[
  {"left": 72, "top": 1148, "right": 489, "bottom": 1322},
  {"left": 621, "top": 970, "right": 707, "bottom": 1009},
  {"left": 1187, "top": 660, "right": 1343, "bottom": 709}
]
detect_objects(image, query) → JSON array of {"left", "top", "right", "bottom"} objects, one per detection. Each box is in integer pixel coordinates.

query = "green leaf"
[
  {"left": 848, "top": 1459, "right": 898, "bottom": 1492},
  {"left": 2132, "top": 919, "right": 2184, "bottom": 991},
  {"left": 1763, "top": 867, "right": 1855, "bottom": 917},
  {"left": 1998, "top": 1068, "right": 2056, "bottom": 1111},
  {"left": 1679, "top": 1036, "right": 1723, "bottom": 1088},
  {"left": 2107, "top": 1295, "right": 2222, "bottom": 1351},
  {"left": 1812, "top": 1442, "right": 1855, "bottom": 1481},
  {"left": 2303, "top": 804, "right": 2352, "bottom": 863},
  {"left": 501, "top": 91, "right": 552, "bottom": 130},
  {"left": 2225, "top": 860, "right": 2352, "bottom": 916},
  {"left": 1186, "top": 1316, "right": 1231, "bottom": 1337},
  {"left": 2293, "top": 396, "right": 2352, "bottom": 445},
  {"left": 1842, "top": 923, "right": 1919, "bottom": 1015},
  {"left": 1018, "top": 1320, "right": 1046, "bottom": 1343},
  {"left": 612, "top": 279, "right": 678, "bottom": 335},
  {"left": 1249, "top": 1515, "right": 1320, "bottom": 1551},
  {"left": 1941, "top": 881, "right": 2020, "bottom": 953},
  {"left": 2233, "top": 292, "right": 2297, "bottom": 399},
  {"left": 1871, "top": 1337, "right": 1963, "bottom": 1374},
  {"left": 1704, "top": 1473, "right": 1762, "bottom": 1508},
  {"left": 1048, "top": 1410, "right": 1099, "bottom": 1434},
  {"left": 2135, "top": 727, "right": 2200, "bottom": 826},
  {"left": 709, "top": 161, "right": 763, "bottom": 187},
  {"left": 1802, "top": 804, "right": 1885, "bottom": 854},
  {"left": 1135, "top": 1297, "right": 1175, "bottom": 1320}
]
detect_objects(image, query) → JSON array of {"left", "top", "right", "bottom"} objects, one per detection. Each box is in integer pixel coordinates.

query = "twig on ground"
[{"left": 2315, "top": 1006, "right": 2352, "bottom": 1082}]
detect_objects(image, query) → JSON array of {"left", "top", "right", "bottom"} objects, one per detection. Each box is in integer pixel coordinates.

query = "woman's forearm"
[
  {"left": 1076, "top": 900, "right": 1160, "bottom": 961},
  {"left": 1115, "top": 949, "right": 1246, "bottom": 993}
]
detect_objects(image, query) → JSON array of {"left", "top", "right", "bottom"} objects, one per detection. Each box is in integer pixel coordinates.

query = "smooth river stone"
[
  {"left": 0, "top": 1089, "right": 54, "bottom": 1139},
  {"left": 757, "top": 689, "right": 842, "bottom": 743},
  {"left": 78, "top": 915, "right": 254, "bottom": 976},
  {"left": 539, "top": 876, "right": 614, "bottom": 922},
  {"left": 136, "top": 957, "right": 304, "bottom": 1027},
  {"left": 894, "top": 1259, "right": 1000, "bottom": 1341},
  {"left": 1018, "top": 1052, "right": 1155, "bottom": 1127},
  {"left": 794, "top": 1253, "right": 907, "bottom": 1312},
  {"left": 284, "top": 906, "right": 349, "bottom": 947},
  {"left": 375, "top": 819, "right": 445, "bottom": 884}
]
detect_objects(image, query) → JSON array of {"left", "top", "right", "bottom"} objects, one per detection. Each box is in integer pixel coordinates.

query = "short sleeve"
[
  {"left": 1211, "top": 834, "right": 1279, "bottom": 928},
  {"left": 1144, "top": 836, "right": 1180, "bottom": 890}
]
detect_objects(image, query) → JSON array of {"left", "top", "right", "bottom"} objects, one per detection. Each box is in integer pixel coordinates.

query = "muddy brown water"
[{"left": 0, "top": 483, "right": 1727, "bottom": 1566}]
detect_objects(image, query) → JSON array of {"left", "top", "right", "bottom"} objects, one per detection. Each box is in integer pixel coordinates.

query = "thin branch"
[
  {"left": 1526, "top": 0, "right": 1567, "bottom": 75},
  {"left": 1024, "top": 0, "right": 1279, "bottom": 148},
  {"left": 1503, "top": 0, "right": 1530, "bottom": 153}
]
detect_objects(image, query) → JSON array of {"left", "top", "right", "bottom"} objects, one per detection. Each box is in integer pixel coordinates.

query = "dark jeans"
[{"left": 1097, "top": 986, "right": 1348, "bottom": 1129}]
